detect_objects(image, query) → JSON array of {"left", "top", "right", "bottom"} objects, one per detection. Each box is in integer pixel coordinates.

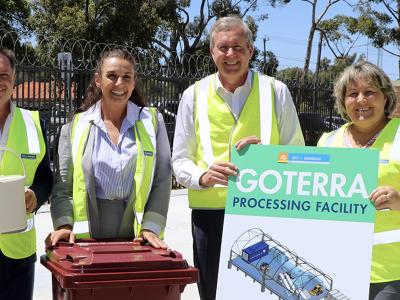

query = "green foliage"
[
  {"left": 14, "top": 0, "right": 291, "bottom": 74},
  {"left": 254, "top": 50, "right": 279, "bottom": 76},
  {"left": 0, "top": 0, "right": 31, "bottom": 33},
  {"left": 0, "top": 1, "right": 33, "bottom": 61},
  {"left": 154, "top": 0, "right": 288, "bottom": 55},
  {"left": 318, "top": 15, "right": 359, "bottom": 58},
  {"left": 351, "top": 1, "right": 400, "bottom": 52},
  {"left": 30, "top": 0, "right": 175, "bottom": 47},
  {"left": 276, "top": 54, "right": 356, "bottom": 111}
]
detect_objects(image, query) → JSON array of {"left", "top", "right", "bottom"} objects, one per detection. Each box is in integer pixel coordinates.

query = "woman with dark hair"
[
  {"left": 46, "top": 49, "right": 171, "bottom": 248},
  {"left": 318, "top": 61, "right": 400, "bottom": 299}
]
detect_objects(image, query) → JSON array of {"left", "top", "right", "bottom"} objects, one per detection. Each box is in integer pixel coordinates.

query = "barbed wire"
[
  {"left": 0, "top": 28, "right": 338, "bottom": 86},
  {"left": 0, "top": 29, "right": 217, "bottom": 78}
]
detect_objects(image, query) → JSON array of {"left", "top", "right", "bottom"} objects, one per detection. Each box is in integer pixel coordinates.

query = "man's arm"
[
  {"left": 274, "top": 80, "right": 305, "bottom": 146},
  {"left": 172, "top": 85, "right": 208, "bottom": 189}
]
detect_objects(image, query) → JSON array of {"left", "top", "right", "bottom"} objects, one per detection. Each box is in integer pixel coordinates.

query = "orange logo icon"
[{"left": 278, "top": 152, "right": 288, "bottom": 163}]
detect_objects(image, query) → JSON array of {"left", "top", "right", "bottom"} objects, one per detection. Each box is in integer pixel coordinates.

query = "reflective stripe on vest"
[
  {"left": 0, "top": 108, "right": 45, "bottom": 259},
  {"left": 374, "top": 122, "right": 400, "bottom": 246},
  {"left": 189, "top": 72, "right": 280, "bottom": 209},
  {"left": 71, "top": 107, "right": 157, "bottom": 238},
  {"left": 390, "top": 122, "right": 400, "bottom": 161},
  {"left": 71, "top": 113, "right": 91, "bottom": 237},
  {"left": 374, "top": 229, "right": 400, "bottom": 245}
]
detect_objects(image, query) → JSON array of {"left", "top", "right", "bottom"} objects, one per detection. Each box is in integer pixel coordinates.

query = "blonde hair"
[{"left": 334, "top": 61, "right": 396, "bottom": 121}]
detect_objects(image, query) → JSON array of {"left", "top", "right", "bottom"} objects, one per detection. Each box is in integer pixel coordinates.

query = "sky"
[{"left": 189, "top": 1, "right": 399, "bottom": 80}]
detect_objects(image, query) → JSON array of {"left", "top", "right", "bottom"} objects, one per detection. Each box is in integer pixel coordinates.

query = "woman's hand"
[
  {"left": 134, "top": 229, "right": 168, "bottom": 249},
  {"left": 370, "top": 186, "right": 400, "bottom": 210},
  {"left": 45, "top": 225, "right": 75, "bottom": 249}
]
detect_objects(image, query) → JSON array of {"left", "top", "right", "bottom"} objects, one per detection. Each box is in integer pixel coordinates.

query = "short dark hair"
[{"left": 0, "top": 47, "right": 16, "bottom": 72}]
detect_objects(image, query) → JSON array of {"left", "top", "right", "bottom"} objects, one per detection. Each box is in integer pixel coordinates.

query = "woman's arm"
[
  {"left": 141, "top": 111, "right": 172, "bottom": 237},
  {"left": 46, "top": 122, "right": 76, "bottom": 248}
]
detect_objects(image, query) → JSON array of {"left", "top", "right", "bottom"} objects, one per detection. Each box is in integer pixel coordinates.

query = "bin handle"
[{"left": 0, "top": 146, "right": 26, "bottom": 179}]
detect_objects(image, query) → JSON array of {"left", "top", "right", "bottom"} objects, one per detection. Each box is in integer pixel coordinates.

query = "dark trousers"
[
  {"left": 0, "top": 250, "right": 35, "bottom": 300},
  {"left": 370, "top": 280, "right": 400, "bottom": 300},
  {"left": 191, "top": 209, "right": 225, "bottom": 300}
]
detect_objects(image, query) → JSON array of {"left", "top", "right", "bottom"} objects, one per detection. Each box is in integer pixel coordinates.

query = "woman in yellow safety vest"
[
  {"left": 46, "top": 49, "right": 171, "bottom": 249},
  {"left": 0, "top": 48, "right": 53, "bottom": 300},
  {"left": 318, "top": 61, "right": 400, "bottom": 299}
]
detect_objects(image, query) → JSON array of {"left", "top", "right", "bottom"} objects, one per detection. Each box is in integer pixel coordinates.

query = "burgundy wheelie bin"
[{"left": 41, "top": 240, "right": 198, "bottom": 300}]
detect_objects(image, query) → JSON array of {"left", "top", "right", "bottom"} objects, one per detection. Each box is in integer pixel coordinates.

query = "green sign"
[{"left": 226, "top": 145, "right": 379, "bottom": 223}]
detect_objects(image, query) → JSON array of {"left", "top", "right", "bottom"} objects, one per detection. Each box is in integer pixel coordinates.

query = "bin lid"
[
  {"left": 45, "top": 240, "right": 190, "bottom": 273},
  {"left": 41, "top": 240, "right": 198, "bottom": 289}
]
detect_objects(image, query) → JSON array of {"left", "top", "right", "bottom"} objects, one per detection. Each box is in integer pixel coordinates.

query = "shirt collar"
[
  {"left": 10, "top": 101, "right": 16, "bottom": 116},
  {"left": 215, "top": 70, "right": 253, "bottom": 93},
  {"left": 85, "top": 100, "right": 139, "bottom": 128}
]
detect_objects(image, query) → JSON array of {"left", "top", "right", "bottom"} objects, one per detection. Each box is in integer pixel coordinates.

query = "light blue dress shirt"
[{"left": 91, "top": 101, "right": 138, "bottom": 201}]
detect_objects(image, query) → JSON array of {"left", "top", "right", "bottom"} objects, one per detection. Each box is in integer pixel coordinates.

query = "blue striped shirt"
[{"left": 91, "top": 101, "right": 138, "bottom": 201}]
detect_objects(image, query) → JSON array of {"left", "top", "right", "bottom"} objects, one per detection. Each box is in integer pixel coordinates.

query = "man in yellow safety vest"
[
  {"left": 172, "top": 15, "right": 304, "bottom": 300},
  {"left": 0, "top": 48, "right": 52, "bottom": 300}
]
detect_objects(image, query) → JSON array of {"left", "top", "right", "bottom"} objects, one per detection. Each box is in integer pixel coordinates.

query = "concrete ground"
[{"left": 33, "top": 189, "right": 199, "bottom": 300}]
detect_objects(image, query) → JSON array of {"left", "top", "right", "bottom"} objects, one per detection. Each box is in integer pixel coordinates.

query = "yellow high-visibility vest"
[
  {"left": 0, "top": 107, "right": 45, "bottom": 259},
  {"left": 189, "top": 73, "right": 280, "bottom": 209},
  {"left": 318, "top": 118, "right": 400, "bottom": 283},
  {"left": 70, "top": 106, "right": 157, "bottom": 238}
]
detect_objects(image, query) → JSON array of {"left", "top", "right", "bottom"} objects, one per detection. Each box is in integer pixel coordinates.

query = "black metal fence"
[
  {"left": 12, "top": 65, "right": 339, "bottom": 158},
  {"left": 3, "top": 32, "right": 340, "bottom": 180}
]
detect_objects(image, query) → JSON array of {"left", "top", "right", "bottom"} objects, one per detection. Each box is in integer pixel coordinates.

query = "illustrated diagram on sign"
[{"left": 227, "top": 228, "right": 349, "bottom": 300}]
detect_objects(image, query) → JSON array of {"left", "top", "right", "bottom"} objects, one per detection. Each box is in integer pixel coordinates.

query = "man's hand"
[
  {"left": 199, "top": 161, "right": 237, "bottom": 187},
  {"left": 25, "top": 188, "right": 37, "bottom": 213},
  {"left": 235, "top": 135, "right": 261, "bottom": 151}
]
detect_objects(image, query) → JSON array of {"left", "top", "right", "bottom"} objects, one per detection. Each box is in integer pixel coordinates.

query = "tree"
[
  {"left": 314, "top": 15, "right": 361, "bottom": 74},
  {"left": 318, "top": 15, "right": 361, "bottom": 58},
  {"left": 30, "top": 0, "right": 174, "bottom": 47},
  {"left": 0, "top": 0, "right": 30, "bottom": 33},
  {"left": 296, "top": 0, "right": 342, "bottom": 75},
  {"left": 152, "top": 0, "right": 290, "bottom": 57},
  {"left": 254, "top": 50, "right": 279, "bottom": 75},
  {"left": 347, "top": 0, "right": 400, "bottom": 76},
  {"left": 318, "top": 53, "right": 357, "bottom": 80},
  {"left": 29, "top": 0, "right": 290, "bottom": 74},
  {"left": 149, "top": 0, "right": 292, "bottom": 80},
  {"left": 0, "top": 1, "right": 34, "bottom": 63}
]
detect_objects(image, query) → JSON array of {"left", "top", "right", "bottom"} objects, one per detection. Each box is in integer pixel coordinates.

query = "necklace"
[{"left": 343, "top": 126, "right": 382, "bottom": 148}]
